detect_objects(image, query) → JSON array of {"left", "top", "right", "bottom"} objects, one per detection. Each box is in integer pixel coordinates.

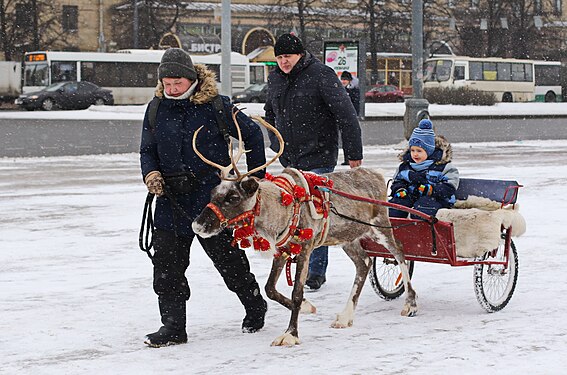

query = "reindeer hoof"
[
  {"left": 400, "top": 305, "right": 418, "bottom": 317},
  {"left": 271, "top": 333, "right": 301, "bottom": 346},
  {"left": 300, "top": 299, "right": 317, "bottom": 314},
  {"left": 331, "top": 313, "right": 354, "bottom": 328}
]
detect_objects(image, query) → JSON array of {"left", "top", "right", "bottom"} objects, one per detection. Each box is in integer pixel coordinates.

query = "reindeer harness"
[{"left": 205, "top": 169, "right": 334, "bottom": 258}]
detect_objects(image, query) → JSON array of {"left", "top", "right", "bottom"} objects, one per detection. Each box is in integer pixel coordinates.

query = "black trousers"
[{"left": 152, "top": 229, "right": 263, "bottom": 310}]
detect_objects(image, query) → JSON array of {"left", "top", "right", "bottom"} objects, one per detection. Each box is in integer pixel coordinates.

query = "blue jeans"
[{"left": 306, "top": 166, "right": 335, "bottom": 278}]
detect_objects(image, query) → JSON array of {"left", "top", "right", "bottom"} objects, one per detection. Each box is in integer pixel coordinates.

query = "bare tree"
[
  {"left": 424, "top": 0, "right": 557, "bottom": 59},
  {"left": 0, "top": 0, "right": 70, "bottom": 60}
]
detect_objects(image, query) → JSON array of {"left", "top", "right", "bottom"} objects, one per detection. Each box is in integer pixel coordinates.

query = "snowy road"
[{"left": 1, "top": 140, "right": 566, "bottom": 374}]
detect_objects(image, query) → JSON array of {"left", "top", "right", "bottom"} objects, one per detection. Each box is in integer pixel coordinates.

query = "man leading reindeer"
[
  {"left": 140, "top": 48, "right": 268, "bottom": 347},
  {"left": 264, "top": 33, "right": 363, "bottom": 290}
]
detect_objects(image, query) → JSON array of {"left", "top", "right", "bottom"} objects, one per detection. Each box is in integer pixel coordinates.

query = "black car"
[
  {"left": 15, "top": 81, "right": 114, "bottom": 111},
  {"left": 232, "top": 83, "right": 268, "bottom": 103}
]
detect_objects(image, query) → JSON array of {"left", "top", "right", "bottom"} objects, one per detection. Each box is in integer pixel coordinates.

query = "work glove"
[
  {"left": 407, "top": 171, "right": 428, "bottom": 185},
  {"left": 417, "top": 184, "right": 433, "bottom": 196},
  {"left": 144, "top": 171, "right": 164, "bottom": 196},
  {"left": 394, "top": 188, "right": 408, "bottom": 199}
]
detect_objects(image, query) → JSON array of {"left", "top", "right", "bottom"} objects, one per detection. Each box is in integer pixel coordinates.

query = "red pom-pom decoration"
[
  {"left": 293, "top": 185, "right": 307, "bottom": 199},
  {"left": 297, "top": 228, "right": 313, "bottom": 241},
  {"left": 240, "top": 238, "right": 251, "bottom": 248},
  {"left": 289, "top": 242, "right": 302, "bottom": 254},
  {"left": 281, "top": 191, "right": 293, "bottom": 206}
]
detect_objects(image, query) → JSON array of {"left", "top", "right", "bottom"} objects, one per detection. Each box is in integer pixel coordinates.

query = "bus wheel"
[
  {"left": 502, "top": 93, "right": 513, "bottom": 102},
  {"left": 545, "top": 91, "right": 556, "bottom": 102}
]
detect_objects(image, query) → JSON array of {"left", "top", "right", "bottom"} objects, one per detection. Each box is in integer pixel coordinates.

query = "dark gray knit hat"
[
  {"left": 158, "top": 48, "right": 198, "bottom": 81},
  {"left": 274, "top": 33, "right": 305, "bottom": 56}
]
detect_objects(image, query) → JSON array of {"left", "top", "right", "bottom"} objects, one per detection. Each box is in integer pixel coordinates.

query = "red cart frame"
[{"left": 322, "top": 178, "right": 522, "bottom": 312}]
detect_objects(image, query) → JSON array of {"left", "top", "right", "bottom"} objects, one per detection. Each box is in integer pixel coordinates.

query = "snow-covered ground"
[
  {"left": 1, "top": 139, "right": 566, "bottom": 374},
  {"left": 2, "top": 101, "right": 567, "bottom": 120}
]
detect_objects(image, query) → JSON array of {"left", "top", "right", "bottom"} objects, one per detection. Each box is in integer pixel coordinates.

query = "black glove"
[{"left": 408, "top": 171, "right": 428, "bottom": 185}]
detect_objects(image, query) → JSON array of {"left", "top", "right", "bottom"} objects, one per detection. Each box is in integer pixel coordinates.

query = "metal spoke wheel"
[
  {"left": 369, "top": 257, "right": 414, "bottom": 300},
  {"left": 473, "top": 235, "right": 518, "bottom": 312},
  {"left": 94, "top": 98, "right": 106, "bottom": 106}
]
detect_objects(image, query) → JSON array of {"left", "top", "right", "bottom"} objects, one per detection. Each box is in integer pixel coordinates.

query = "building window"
[
  {"left": 555, "top": 0, "right": 562, "bottom": 14},
  {"left": 62, "top": 5, "right": 78, "bottom": 32}
]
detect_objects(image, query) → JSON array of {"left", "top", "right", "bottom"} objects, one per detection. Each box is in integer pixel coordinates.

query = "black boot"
[
  {"left": 237, "top": 285, "right": 268, "bottom": 333},
  {"left": 145, "top": 298, "right": 188, "bottom": 347}
]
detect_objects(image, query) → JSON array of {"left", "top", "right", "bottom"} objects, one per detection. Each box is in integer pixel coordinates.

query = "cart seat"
[{"left": 455, "top": 178, "right": 520, "bottom": 206}]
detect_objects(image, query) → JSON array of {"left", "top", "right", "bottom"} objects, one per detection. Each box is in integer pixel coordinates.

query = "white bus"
[
  {"left": 22, "top": 50, "right": 268, "bottom": 104},
  {"left": 533, "top": 60, "right": 562, "bottom": 102},
  {"left": 423, "top": 56, "right": 535, "bottom": 102}
]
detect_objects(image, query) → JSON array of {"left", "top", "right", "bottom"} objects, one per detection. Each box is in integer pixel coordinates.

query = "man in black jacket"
[{"left": 264, "top": 34, "right": 363, "bottom": 290}]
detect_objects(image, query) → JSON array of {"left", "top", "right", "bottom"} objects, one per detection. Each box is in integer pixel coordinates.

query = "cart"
[{"left": 355, "top": 178, "right": 522, "bottom": 313}]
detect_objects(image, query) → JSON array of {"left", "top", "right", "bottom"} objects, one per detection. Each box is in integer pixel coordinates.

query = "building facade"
[{"left": 2, "top": 0, "right": 567, "bottom": 63}]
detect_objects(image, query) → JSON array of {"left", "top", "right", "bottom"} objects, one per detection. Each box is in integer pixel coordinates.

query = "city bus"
[
  {"left": 22, "top": 50, "right": 267, "bottom": 104},
  {"left": 423, "top": 56, "right": 535, "bottom": 102},
  {"left": 533, "top": 60, "right": 562, "bottom": 102}
]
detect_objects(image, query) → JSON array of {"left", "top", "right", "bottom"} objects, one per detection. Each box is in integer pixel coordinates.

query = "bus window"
[
  {"left": 470, "top": 62, "right": 482, "bottom": 80},
  {"left": 535, "top": 65, "right": 561, "bottom": 85},
  {"left": 483, "top": 62, "right": 497, "bottom": 80},
  {"left": 249, "top": 65, "right": 266, "bottom": 84},
  {"left": 51, "top": 61, "right": 77, "bottom": 83},
  {"left": 435, "top": 60, "right": 452, "bottom": 81},
  {"left": 454, "top": 65, "right": 465, "bottom": 80},
  {"left": 497, "top": 63, "right": 511, "bottom": 81},
  {"left": 423, "top": 60, "right": 452, "bottom": 82},
  {"left": 511, "top": 63, "right": 527, "bottom": 81},
  {"left": 24, "top": 64, "right": 49, "bottom": 86}
]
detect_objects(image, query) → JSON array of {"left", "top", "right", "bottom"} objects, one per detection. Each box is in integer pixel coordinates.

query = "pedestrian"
[
  {"left": 340, "top": 70, "right": 361, "bottom": 165},
  {"left": 264, "top": 33, "right": 363, "bottom": 290},
  {"left": 140, "top": 48, "right": 268, "bottom": 347},
  {"left": 389, "top": 119, "right": 459, "bottom": 218}
]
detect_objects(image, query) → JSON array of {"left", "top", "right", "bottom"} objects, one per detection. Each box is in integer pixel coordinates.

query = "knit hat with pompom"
[{"left": 409, "top": 119, "right": 436, "bottom": 156}]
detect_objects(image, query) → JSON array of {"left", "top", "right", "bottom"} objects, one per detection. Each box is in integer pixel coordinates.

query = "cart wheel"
[
  {"left": 473, "top": 236, "right": 518, "bottom": 312},
  {"left": 369, "top": 257, "right": 414, "bottom": 300}
]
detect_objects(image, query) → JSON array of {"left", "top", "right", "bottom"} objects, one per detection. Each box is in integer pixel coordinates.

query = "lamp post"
[
  {"left": 220, "top": 0, "right": 231, "bottom": 96},
  {"left": 403, "top": 0, "right": 429, "bottom": 140}
]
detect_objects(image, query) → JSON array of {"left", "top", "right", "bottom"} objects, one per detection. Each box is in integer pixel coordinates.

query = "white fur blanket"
[{"left": 436, "top": 196, "right": 526, "bottom": 258}]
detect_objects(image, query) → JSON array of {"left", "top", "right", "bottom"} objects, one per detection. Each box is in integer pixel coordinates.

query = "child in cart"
[{"left": 389, "top": 119, "right": 459, "bottom": 218}]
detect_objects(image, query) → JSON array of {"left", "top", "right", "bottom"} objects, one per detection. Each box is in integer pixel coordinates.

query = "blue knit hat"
[{"left": 409, "top": 119, "right": 436, "bottom": 156}]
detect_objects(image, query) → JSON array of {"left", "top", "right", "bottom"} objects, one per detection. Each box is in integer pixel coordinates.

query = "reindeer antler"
[
  {"left": 192, "top": 110, "right": 285, "bottom": 181},
  {"left": 246, "top": 115, "right": 284, "bottom": 177}
]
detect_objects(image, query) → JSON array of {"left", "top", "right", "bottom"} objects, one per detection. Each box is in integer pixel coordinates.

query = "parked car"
[
  {"left": 15, "top": 81, "right": 114, "bottom": 111},
  {"left": 365, "top": 84, "right": 405, "bottom": 103},
  {"left": 232, "top": 83, "right": 268, "bottom": 103}
]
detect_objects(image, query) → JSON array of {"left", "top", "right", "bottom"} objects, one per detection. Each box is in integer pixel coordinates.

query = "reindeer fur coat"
[{"left": 140, "top": 64, "right": 266, "bottom": 236}]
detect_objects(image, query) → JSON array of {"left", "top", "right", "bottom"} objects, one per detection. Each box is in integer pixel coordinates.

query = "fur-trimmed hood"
[
  {"left": 153, "top": 64, "right": 218, "bottom": 105},
  {"left": 398, "top": 135, "right": 453, "bottom": 164}
]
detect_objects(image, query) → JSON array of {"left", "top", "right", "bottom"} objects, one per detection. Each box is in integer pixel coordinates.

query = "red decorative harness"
[{"left": 205, "top": 170, "right": 333, "bottom": 284}]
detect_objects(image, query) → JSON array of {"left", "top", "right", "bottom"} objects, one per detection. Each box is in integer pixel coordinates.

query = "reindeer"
[{"left": 191, "top": 112, "right": 417, "bottom": 346}]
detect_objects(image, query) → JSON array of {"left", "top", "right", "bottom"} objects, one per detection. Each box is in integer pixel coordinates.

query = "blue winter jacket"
[
  {"left": 140, "top": 65, "right": 266, "bottom": 237},
  {"left": 264, "top": 52, "right": 363, "bottom": 170},
  {"left": 390, "top": 136, "right": 459, "bottom": 207}
]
